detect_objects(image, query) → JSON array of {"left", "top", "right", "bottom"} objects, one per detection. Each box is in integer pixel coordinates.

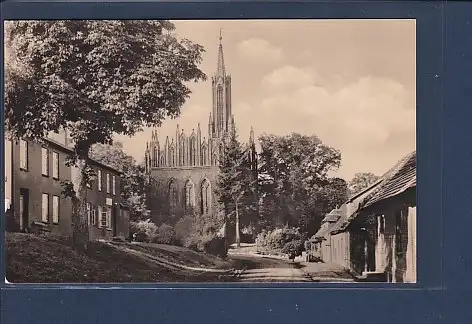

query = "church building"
[{"left": 143, "top": 33, "right": 258, "bottom": 225}]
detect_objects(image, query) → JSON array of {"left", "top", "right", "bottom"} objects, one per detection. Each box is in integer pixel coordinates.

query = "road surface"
[
  {"left": 230, "top": 254, "right": 312, "bottom": 282},
  {"left": 228, "top": 244, "right": 355, "bottom": 283}
]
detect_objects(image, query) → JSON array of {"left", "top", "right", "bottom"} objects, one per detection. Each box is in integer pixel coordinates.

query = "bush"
[
  {"left": 153, "top": 224, "right": 175, "bottom": 245},
  {"left": 130, "top": 219, "right": 158, "bottom": 243},
  {"left": 174, "top": 215, "right": 194, "bottom": 246},
  {"left": 182, "top": 212, "right": 227, "bottom": 257},
  {"left": 282, "top": 240, "right": 304, "bottom": 257},
  {"left": 256, "top": 226, "right": 302, "bottom": 255}
]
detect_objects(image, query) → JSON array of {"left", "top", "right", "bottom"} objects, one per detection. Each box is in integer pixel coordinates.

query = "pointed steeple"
[
  {"left": 216, "top": 29, "right": 225, "bottom": 77},
  {"left": 249, "top": 126, "right": 255, "bottom": 144}
]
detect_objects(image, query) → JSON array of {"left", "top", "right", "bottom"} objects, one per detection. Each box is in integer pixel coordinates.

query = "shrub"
[
  {"left": 256, "top": 226, "right": 302, "bottom": 255},
  {"left": 130, "top": 219, "right": 158, "bottom": 242},
  {"left": 174, "top": 215, "right": 194, "bottom": 246},
  {"left": 183, "top": 212, "right": 227, "bottom": 257},
  {"left": 153, "top": 224, "right": 175, "bottom": 245},
  {"left": 282, "top": 240, "right": 304, "bottom": 257}
]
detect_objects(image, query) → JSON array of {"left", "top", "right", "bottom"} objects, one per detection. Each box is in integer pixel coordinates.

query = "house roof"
[
  {"left": 331, "top": 150, "right": 416, "bottom": 234},
  {"left": 321, "top": 208, "right": 342, "bottom": 223},
  {"left": 310, "top": 209, "right": 341, "bottom": 242}
]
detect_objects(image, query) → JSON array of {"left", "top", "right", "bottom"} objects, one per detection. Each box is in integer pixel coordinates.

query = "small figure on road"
[{"left": 289, "top": 250, "right": 296, "bottom": 262}]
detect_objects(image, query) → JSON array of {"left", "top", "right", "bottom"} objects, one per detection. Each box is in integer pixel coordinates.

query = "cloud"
[
  {"left": 262, "top": 65, "right": 321, "bottom": 89},
  {"left": 251, "top": 75, "right": 415, "bottom": 178},
  {"left": 237, "top": 38, "right": 284, "bottom": 63}
]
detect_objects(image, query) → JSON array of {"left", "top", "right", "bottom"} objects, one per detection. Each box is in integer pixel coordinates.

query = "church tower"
[{"left": 210, "top": 30, "right": 233, "bottom": 139}]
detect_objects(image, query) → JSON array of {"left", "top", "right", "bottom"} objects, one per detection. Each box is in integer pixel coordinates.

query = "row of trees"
[{"left": 216, "top": 131, "right": 381, "bottom": 242}]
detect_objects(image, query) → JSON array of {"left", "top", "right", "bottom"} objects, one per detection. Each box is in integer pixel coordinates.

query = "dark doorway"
[
  {"left": 112, "top": 205, "right": 118, "bottom": 237},
  {"left": 19, "top": 188, "right": 29, "bottom": 232}
]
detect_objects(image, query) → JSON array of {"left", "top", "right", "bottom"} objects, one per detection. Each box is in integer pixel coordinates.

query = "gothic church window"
[
  {"left": 200, "top": 179, "right": 211, "bottom": 215},
  {"left": 170, "top": 147, "right": 175, "bottom": 167},
  {"left": 180, "top": 136, "right": 185, "bottom": 166},
  {"left": 168, "top": 180, "right": 177, "bottom": 213},
  {"left": 160, "top": 154, "right": 165, "bottom": 167},
  {"left": 152, "top": 146, "right": 158, "bottom": 167},
  {"left": 189, "top": 137, "right": 197, "bottom": 166},
  {"left": 184, "top": 180, "right": 195, "bottom": 213},
  {"left": 201, "top": 145, "right": 208, "bottom": 165}
]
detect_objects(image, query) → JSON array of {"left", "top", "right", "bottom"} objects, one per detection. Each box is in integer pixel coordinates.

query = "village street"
[{"left": 228, "top": 244, "right": 355, "bottom": 283}]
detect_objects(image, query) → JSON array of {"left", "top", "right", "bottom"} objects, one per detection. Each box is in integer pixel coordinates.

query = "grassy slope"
[{"left": 5, "top": 233, "right": 236, "bottom": 283}]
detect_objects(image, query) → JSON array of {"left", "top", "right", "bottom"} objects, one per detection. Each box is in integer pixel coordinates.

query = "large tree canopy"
[
  {"left": 257, "top": 133, "right": 346, "bottom": 235},
  {"left": 4, "top": 20, "right": 206, "bottom": 250},
  {"left": 5, "top": 20, "right": 206, "bottom": 145}
]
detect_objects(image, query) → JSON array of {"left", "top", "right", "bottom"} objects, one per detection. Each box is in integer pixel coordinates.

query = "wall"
[
  {"left": 10, "top": 140, "right": 73, "bottom": 235},
  {"left": 5, "top": 139, "right": 12, "bottom": 211},
  {"left": 371, "top": 190, "right": 416, "bottom": 283},
  {"left": 149, "top": 165, "right": 219, "bottom": 223},
  {"left": 116, "top": 208, "right": 130, "bottom": 239},
  {"left": 81, "top": 163, "right": 122, "bottom": 241},
  {"left": 404, "top": 206, "right": 417, "bottom": 283},
  {"left": 330, "top": 232, "right": 350, "bottom": 269},
  {"left": 8, "top": 138, "right": 126, "bottom": 242}
]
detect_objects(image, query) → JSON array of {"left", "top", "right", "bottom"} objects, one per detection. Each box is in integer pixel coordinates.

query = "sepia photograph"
[{"left": 4, "top": 19, "right": 416, "bottom": 284}]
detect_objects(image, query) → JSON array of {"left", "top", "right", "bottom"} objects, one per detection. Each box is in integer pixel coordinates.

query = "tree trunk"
[
  {"left": 235, "top": 198, "right": 240, "bottom": 248},
  {"left": 71, "top": 159, "right": 90, "bottom": 252}
]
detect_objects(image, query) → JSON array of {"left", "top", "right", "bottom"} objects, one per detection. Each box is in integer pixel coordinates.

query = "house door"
[
  {"left": 19, "top": 188, "right": 29, "bottom": 231},
  {"left": 112, "top": 205, "right": 118, "bottom": 237}
]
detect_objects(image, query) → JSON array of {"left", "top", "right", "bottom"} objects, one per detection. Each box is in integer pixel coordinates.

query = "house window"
[
  {"left": 52, "top": 195, "right": 59, "bottom": 224},
  {"left": 52, "top": 152, "right": 59, "bottom": 179},
  {"left": 91, "top": 205, "right": 97, "bottom": 226},
  {"left": 106, "top": 173, "right": 110, "bottom": 193},
  {"left": 97, "top": 205, "right": 103, "bottom": 228},
  {"left": 112, "top": 176, "right": 116, "bottom": 195},
  {"left": 104, "top": 206, "right": 112, "bottom": 229},
  {"left": 42, "top": 193, "right": 49, "bottom": 223},
  {"left": 19, "top": 140, "right": 28, "bottom": 170},
  {"left": 99, "top": 206, "right": 111, "bottom": 229},
  {"left": 98, "top": 170, "right": 102, "bottom": 191},
  {"left": 86, "top": 203, "right": 91, "bottom": 225},
  {"left": 41, "top": 147, "right": 49, "bottom": 176}
]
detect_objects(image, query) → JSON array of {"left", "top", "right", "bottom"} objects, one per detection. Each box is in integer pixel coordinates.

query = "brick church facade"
[{"left": 143, "top": 34, "right": 258, "bottom": 225}]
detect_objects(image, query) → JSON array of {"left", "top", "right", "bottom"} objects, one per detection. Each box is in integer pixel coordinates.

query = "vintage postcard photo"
[{"left": 4, "top": 19, "right": 416, "bottom": 283}]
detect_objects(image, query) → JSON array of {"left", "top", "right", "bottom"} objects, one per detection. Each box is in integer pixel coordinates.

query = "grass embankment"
[{"left": 5, "top": 233, "right": 237, "bottom": 283}]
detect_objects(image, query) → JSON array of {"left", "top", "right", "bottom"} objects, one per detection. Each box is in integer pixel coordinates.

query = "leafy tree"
[
  {"left": 89, "top": 141, "right": 150, "bottom": 221},
  {"left": 257, "top": 133, "right": 344, "bottom": 235},
  {"left": 215, "top": 127, "right": 257, "bottom": 247},
  {"left": 4, "top": 20, "right": 206, "bottom": 251},
  {"left": 348, "top": 172, "right": 380, "bottom": 196}
]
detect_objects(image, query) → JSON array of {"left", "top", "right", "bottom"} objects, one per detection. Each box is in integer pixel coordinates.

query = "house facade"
[
  {"left": 4, "top": 130, "right": 130, "bottom": 241},
  {"left": 307, "top": 150, "right": 417, "bottom": 283}
]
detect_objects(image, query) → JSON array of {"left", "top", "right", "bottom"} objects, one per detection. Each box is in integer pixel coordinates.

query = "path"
[{"left": 228, "top": 244, "right": 355, "bottom": 282}]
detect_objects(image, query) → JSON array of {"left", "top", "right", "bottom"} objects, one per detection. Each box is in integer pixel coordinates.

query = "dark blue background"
[{"left": 1, "top": 1, "right": 471, "bottom": 323}]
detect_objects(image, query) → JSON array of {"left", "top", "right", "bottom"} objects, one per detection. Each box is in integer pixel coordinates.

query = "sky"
[{"left": 116, "top": 19, "right": 416, "bottom": 181}]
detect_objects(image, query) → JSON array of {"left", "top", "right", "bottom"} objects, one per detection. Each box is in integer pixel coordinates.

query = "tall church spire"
[
  {"left": 216, "top": 29, "right": 225, "bottom": 78},
  {"left": 211, "top": 30, "right": 232, "bottom": 138}
]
